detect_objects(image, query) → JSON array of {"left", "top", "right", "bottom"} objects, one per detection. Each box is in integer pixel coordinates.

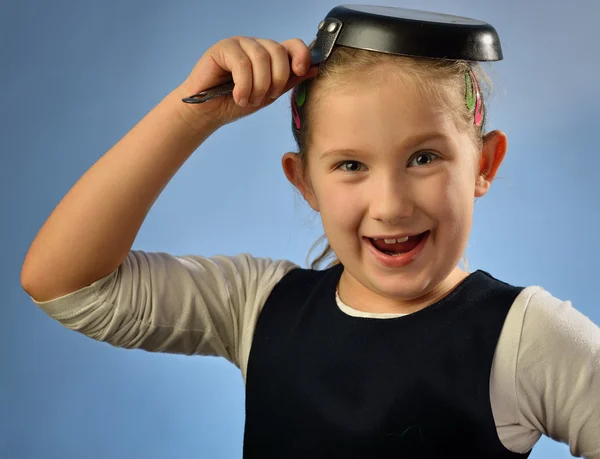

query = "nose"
[{"left": 368, "top": 176, "right": 415, "bottom": 224}]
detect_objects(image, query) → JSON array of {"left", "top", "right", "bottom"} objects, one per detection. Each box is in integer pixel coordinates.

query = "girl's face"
[{"left": 283, "top": 74, "right": 505, "bottom": 313}]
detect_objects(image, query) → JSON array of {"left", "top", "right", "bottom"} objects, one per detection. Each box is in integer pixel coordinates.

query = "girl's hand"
[{"left": 177, "top": 36, "right": 318, "bottom": 128}]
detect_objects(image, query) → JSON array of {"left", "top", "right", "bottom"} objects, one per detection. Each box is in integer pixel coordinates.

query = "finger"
[
  {"left": 213, "top": 37, "right": 253, "bottom": 106},
  {"left": 238, "top": 37, "right": 272, "bottom": 106},
  {"left": 255, "top": 38, "right": 291, "bottom": 99},
  {"left": 280, "top": 38, "right": 312, "bottom": 77}
]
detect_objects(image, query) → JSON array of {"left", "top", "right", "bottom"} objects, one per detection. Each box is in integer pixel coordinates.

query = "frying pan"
[{"left": 182, "top": 4, "right": 502, "bottom": 104}]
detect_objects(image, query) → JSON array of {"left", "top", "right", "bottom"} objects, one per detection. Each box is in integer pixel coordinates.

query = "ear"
[
  {"left": 281, "top": 152, "right": 319, "bottom": 211},
  {"left": 475, "top": 130, "right": 507, "bottom": 198}
]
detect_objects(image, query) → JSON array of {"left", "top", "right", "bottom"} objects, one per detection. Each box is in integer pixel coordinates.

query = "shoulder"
[
  {"left": 208, "top": 252, "right": 299, "bottom": 278},
  {"left": 475, "top": 272, "right": 598, "bottom": 349},
  {"left": 504, "top": 284, "right": 600, "bottom": 378},
  {"left": 168, "top": 251, "right": 301, "bottom": 297},
  {"left": 518, "top": 287, "right": 600, "bottom": 352}
]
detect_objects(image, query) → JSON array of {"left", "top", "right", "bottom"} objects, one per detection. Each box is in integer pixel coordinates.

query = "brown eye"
[
  {"left": 408, "top": 152, "right": 438, "bottom": 167},
  {"left": 337, "top": 161, "right": 365, "bottom": 172}
]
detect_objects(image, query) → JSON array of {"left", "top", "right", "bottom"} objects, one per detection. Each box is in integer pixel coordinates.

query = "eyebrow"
[{"left": 319, "top": 133, "right": 451, "bottom": 160}]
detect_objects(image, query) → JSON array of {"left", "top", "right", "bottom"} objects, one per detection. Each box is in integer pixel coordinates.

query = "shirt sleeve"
[
  {"left": 515, "top": 288, "right": 600, "bottom": 458},
  {"left": 28, "top": 250, "right": 298, "bottom": 368}
]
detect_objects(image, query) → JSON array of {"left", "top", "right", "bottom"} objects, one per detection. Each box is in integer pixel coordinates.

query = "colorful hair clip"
[
  {"left": 291, "top": 87, "right": 301, "bottom": 130},
  {"left": 465, "top": 69, "right": 484, "bottom": 127},
  {"left": 291, "top": 80, "right": 307, "bottom": 133},
  {"left": 295, "top": 80, "right": 307, "bottom": 107}
]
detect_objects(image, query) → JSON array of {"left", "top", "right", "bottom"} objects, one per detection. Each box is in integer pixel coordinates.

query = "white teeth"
[{"left": 376, "top": 236, "right": 409, "bottom": 244}]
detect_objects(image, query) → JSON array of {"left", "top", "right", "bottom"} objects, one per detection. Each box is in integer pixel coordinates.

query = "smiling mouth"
[{"left": 366, "top": 231, "right": 428, "bottom": 256}]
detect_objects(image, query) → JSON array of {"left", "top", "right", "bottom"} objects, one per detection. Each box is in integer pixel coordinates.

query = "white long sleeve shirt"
[{"left": 29, "top": 250, "right": 600, "bottom": 458}]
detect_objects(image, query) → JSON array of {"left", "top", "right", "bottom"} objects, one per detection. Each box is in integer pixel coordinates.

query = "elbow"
[
  {"left": 20, "top": 263, "right": 47, "bottom": 302},
  {"left": 20, "top": 262, "right": 62, "bottom": 303},
  {"left": 20, "top": 261, "right": 37, "bottom": 296}
]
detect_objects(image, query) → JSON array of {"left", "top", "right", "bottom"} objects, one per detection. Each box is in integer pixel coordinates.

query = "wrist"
[{"left": 169, "top": 85, "right": 223, "bottom": 137}]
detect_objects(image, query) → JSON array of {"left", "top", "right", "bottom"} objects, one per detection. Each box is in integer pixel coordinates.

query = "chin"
[{"left": 370, "top": 269, "right": 436, "bottom": 300}]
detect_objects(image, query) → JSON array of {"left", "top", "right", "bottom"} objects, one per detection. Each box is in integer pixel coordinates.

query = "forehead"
[{"left": 309, "top": 77, "right": 461, "bottom": 151}]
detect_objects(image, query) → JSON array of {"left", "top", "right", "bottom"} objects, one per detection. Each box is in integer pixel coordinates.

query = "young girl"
[{"left": 21, "top": 34, "right": 600, "bottom": 458}]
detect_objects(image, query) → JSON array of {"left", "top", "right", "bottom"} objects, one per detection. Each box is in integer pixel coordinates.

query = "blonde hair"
[{"left": 291, "top": 45, "right": 492, "bottom": 270}]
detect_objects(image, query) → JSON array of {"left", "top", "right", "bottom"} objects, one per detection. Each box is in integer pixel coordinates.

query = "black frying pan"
[{"left": 182, "top": 4, "right": 502, "bottom": 104}]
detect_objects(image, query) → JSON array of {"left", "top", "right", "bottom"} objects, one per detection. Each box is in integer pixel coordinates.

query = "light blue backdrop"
[{"left": 2, "top": 0, "right": 598, "bottom": 458}]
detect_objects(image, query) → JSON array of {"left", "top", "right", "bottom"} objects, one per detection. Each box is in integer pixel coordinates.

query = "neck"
[{"left": 337, "top": 267, "right": 469, "bottom": 315}]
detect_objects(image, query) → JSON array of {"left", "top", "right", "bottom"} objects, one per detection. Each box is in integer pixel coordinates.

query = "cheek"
[
  {"left": 442, "top": 172, "right": 477, "bottom": 230},
  {"left": 423, "top": 169, "right": 475, "bottom": 227},
  {"left": 317, "top": 181, "right": 364, "bottom": 231}
]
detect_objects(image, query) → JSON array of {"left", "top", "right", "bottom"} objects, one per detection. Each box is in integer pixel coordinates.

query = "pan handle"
[
  {"left": 181, "top": 81, "right": 236, "bottom": 104},
  {"left": 181, "top": 68, "right": 308, "bottom": 104},
  {"left": 182, "top": 47, "right": 324, "bottom": 104}
]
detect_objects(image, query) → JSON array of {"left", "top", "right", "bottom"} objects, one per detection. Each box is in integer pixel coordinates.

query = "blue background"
[{"left": 2, "top": 0, "right": 599, "bottom": 457}]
